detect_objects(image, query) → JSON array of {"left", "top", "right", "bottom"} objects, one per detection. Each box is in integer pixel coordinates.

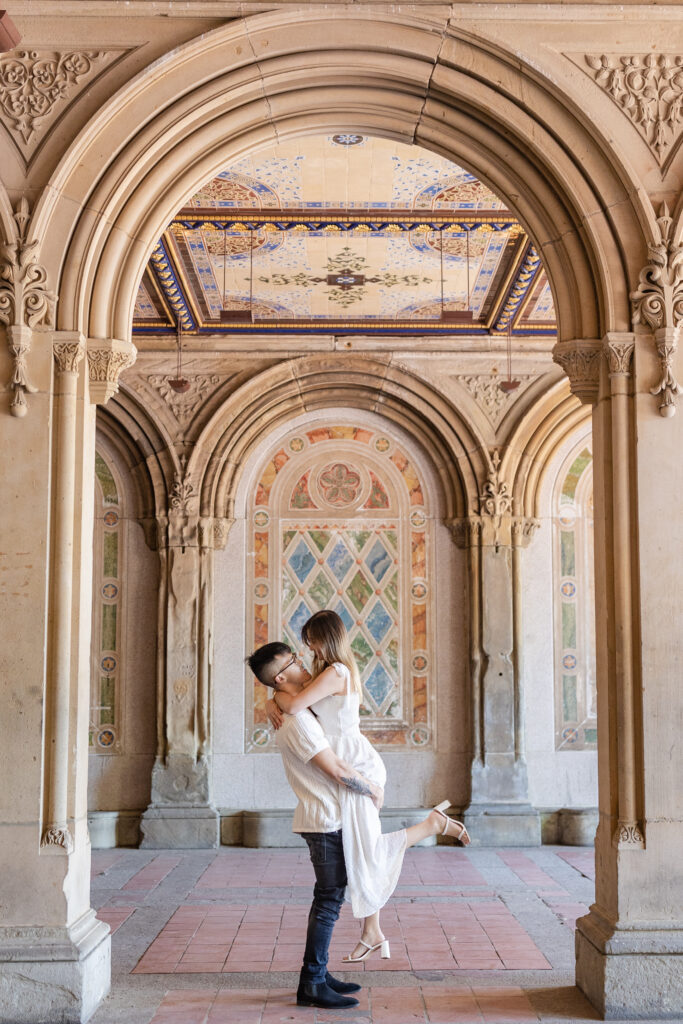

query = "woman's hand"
[
  {"left": 266, "top": 698, "right": 284, "bottom": 731},
  {"left": 371, "top": 785, "right": 385, "bottom": 811}
]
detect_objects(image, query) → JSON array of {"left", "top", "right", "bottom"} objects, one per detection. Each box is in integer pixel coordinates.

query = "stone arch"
[
  {"left": 30, "top": 10, "right": 649, "bottom": 348},
  {"left": 189, "top": 355, "right": 488, "bottom": 524}
]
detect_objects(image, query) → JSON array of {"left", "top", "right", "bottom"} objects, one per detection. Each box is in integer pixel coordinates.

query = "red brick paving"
[{"left": 147, "top": 985, "right": 540, "bottom": 1023}]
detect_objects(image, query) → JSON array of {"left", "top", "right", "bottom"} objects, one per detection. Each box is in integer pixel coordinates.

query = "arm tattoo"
[{"left": 340, "top": 775, "right": 373, "bottom": 797}]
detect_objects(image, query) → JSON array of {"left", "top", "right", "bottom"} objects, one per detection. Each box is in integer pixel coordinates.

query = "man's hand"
[
  {"left": 266, "top": 698, "right": 284, "bottom": 730},
  {"left": 311, "top": 748, "right": 384, "bottom": 809}
]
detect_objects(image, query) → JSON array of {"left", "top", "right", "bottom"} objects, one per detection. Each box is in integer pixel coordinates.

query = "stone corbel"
[
  {"left": 552, "top": 338, "right": 603, "bottom": 405},
  {"left": 0, "top": 197, "right": 56, "bottom": 417},
  {"left": 86, "top": 337, "right": 136, "bottom": 404},
  {"left": 630, "top": 202, "right": 683, "bottom": 417},
  {"left": 651, "top": 327, "right": 682, "bottom": 417}
]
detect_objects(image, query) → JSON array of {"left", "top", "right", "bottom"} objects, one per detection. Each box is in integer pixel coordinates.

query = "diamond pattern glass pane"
[
  {"left": 365, "top": 600, "right": 392, "bottom": 644},
  {"left": 365, "top": 538, "right": 392, "bottom": 582},
  {"left": 351, "top": 633, "right": 374, "bottom": 672},
  {"left": 335, "top": 601, "right": 354, "bottom": 632},
  {"left": 287, "top": 600, "right": 312, "bottom": 643},
  {"left": 327, "top": 539, "right": 354, "bottom": 582},
  {"left": 289, "top": 539, "right": 316, "bottom": 582},
  {"left": 309, "top": 571, "right": 335, "bottom": 609},
  {"left": 365, "top": 662, "right": 394, "bottom": 709},
  {"left": 347, "top": 570, "right": 373, "bottom": 612}
]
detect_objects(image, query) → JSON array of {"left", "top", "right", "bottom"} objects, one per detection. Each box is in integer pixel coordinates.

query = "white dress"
[{"left": 312, "top": 662, "right": 407, "bottom": 918}]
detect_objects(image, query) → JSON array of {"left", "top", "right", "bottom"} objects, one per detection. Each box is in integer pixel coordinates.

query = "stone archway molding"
[{"left": 29, "top": 9, "right": 649, "bottom": 353}]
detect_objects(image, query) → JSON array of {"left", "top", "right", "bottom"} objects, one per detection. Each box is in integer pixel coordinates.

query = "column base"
[
  {"left": 0, "top": 910, "right": 110, "bottom": 1023},
  {"left": 462, "top": 803, "right": 541, "bottom": 846},
  {"left": 576, "top": 909, "right": 683, "bottom": 1019},
  {"left": 140, "top": 805, "right": 219, "bottom": 848}
]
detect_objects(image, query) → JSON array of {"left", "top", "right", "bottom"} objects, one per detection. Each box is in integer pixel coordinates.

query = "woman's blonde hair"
[{"left": 301, "top": 609, "right": 362, "bottom": 696}]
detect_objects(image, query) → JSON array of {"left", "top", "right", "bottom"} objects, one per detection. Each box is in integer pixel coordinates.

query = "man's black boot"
[
  {"left": 325, "top": 972, "right": 362, "bottom": 994},
  {"left": 297, "top": 981, "right": 359, "bottom": 1008}
]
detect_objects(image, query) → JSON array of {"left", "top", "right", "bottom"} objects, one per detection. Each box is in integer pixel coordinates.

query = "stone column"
[
  {"left": 450, "top": 452, "right": 540, "bottom": 846},
  {"left": 555, "top": 300, "right": 683, "bottom": 1017},
  {"left": 140, "top": 467, "right": 230, "bottom": 849},
  {"left": 0, "top": 327, "right": 121, "bottom": 1022}
]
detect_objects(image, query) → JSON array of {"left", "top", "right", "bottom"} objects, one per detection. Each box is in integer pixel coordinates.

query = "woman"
[{"left": 266, "top": 608, "right": 470, "bottom": 963}]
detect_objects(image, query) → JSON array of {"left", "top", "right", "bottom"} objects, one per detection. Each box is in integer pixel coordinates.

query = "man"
[{"left": 246, "top": 641, "right": 384, "bottom": 1010}]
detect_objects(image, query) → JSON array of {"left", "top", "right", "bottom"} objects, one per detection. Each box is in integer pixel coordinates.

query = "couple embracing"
[{"left": 247, "top": 608, "right": 471, "bottom": 1010}]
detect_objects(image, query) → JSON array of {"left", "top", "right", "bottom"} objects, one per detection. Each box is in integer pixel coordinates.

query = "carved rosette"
[
  {"left": 630, "top": 203, "right": 683, "bottom": 416},
  {"left": 585, "top": 54, "right": 683, "bottom": 165},
  {"left": 86, "top": 338, "right": 137, "bottom": 404},
  {"left": 552, "top": 339, "right": 603, "bottom": 405},
  {"left": 40, "top": 825, "right": 74, "bottom": 854},
  {"left": 1, "top": 197, "right": 56, "bottom": 416}
]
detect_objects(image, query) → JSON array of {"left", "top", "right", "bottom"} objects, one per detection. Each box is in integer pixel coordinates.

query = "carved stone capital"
[
  {"left": 511, "top": 516, "right": 541, "bottom": 547},
  {"left": 53, "top": 333, "right": 86, "bottom": 375},
  {"left": 552, "top": 339, "right": 602, "bottom": 405},
  {"left": 40, "top": 825, "right": 74, "bottom": 854},
  {"left": 603, "top": 332, "right": 635, "bottom": 377},
  {"left": 87, "top": 337, "right": 136, "bottom": 404},
  {"left": 445, "top": 516, "right": 482, "bottom": 549},
  {"left": 199, "top": 516, "right": 234, "bottom": 550},
  {"left": 613, "top": 820, "right": 645, "bottom": 850}
]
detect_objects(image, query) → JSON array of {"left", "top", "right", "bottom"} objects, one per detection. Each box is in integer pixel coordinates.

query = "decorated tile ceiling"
[{"left": 133, "top": 135, "right": 556, "bottom": 336}]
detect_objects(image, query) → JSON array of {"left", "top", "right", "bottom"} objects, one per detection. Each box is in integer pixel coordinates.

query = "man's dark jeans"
[{"left": 300, "top": 830, "right": 347, "bottom": 984}]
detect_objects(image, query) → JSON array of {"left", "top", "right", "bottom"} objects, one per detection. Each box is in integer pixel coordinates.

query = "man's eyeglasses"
[{"left": 271, "top": 652, "right": 302, "bottom": 684}]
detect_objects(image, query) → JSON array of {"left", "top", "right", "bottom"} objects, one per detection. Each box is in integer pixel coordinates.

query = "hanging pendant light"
[
  {"left": 168, "top": 318, "right": 190, "bottom": 394},
  {"left": 499, "top": 318, "right": 521, "bottom": 394},
  {"left": 219, "top": 225, "right": 254, "bottom": 323}
]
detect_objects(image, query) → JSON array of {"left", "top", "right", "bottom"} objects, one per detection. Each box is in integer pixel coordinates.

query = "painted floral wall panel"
[
  {"left": 247, "top": 427, "right": 433, "bottom": 752},
  {"left": 90, "top": 451, "right": 124, "bottom": 753},
  {"left": 553, "top": 446, "right": 596, "bottom": 750}
]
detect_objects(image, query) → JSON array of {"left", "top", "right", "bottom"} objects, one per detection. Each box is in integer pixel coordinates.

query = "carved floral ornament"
[
  {"left": 630, "top": 203, "right": 683, "bottom": 417},
  {"left": 0, "top": 49, "right": 105, "bottom": 149},
  {"left": 585, "top": 53, "right": 683, "bottom": 164},
  {"left": 0, "top": 196, "right": 56, "bottom": 417}
]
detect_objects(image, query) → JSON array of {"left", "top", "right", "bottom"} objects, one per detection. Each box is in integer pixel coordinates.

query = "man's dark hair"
[{"left": 246, "top": 641, "right": 292, "bottom": 686}]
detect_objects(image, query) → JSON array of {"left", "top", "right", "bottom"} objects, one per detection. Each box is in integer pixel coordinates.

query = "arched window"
[
  {"left": 247, "top": 425, "right": 433, "bottom": 751},
  {"left": 90, "top": 450, "right": 124, "bottom": 753},
  {"left": 553, "top": 444, "right": 596, "bottom": 750}
]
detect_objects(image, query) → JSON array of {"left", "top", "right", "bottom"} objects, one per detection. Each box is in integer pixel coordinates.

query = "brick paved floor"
[{"left": 88, "top": 846, "right": 661, "bottom": 1024}]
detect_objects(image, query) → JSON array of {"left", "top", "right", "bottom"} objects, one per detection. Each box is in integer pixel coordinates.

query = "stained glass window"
[
  {"left": 553, "top": 445, "right": 596, "bottom": 750},
  {"left": 247, "top": 426, "right": 432, "bottom": 751},
  {"left": 90, "top": 451, "right": 123, "bottom": 753}
]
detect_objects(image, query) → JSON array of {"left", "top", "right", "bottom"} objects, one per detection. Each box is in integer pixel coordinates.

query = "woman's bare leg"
[
  {"left": 405, "top": 808, "right": 470, "bottom": 848},
  {"left": 347, "top": 910, "right": 384, "bottom": 961}
]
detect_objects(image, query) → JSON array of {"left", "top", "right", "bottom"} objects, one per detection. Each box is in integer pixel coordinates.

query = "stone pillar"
[
  {"left": 0, "top": 326, "right": 117, "bottom": 1022},
  {"left": 450, "top": 452, "right": 541, "bottom": 846},
  {"left": 140, "top": 469, "right": 231, "bottom": 849},
  {"left": 0, "top": 196, "right": 138, "bottom": 1021},
  {"left": 554, "top": 303, "right": 683, "bottom": 1013}
]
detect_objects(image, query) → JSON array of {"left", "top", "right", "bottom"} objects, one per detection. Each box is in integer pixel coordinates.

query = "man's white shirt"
[{"left": 274, "top": 710, "right": 342, "bottom": 833}]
